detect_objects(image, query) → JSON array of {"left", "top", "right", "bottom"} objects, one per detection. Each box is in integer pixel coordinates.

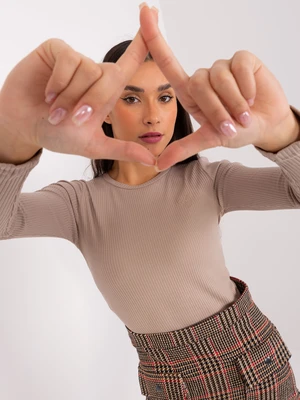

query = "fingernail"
[
  {"left": 72, "top": 105, "right": 93, "bottom": 126},
  {"left": 151, "top": 6, "right": 159, "bottom": 13},
  {"left": 220, "top": 121, "right": 237, "bottom": 138},
  {"left": 154, "top": 165, "right": 162, "bottom": 172},
  {"left": 139, "top": 2, "right": 148, "bottom": 11},
  {"left": 48, "top": 108, "right": 67, "bottom": 125},
  {"left": 45, "top": 92, "right": 57, "bottom": 104},
  {"left": 239, "top": 111, "right": 252, "bottom": 127},
  {"left": 248, "top": 98, "right": 255, "bottom": 107}
]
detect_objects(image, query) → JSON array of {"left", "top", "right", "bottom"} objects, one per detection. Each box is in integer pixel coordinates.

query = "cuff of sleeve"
[
  {"left": 254, "top": 105, "right": 300, "bottom": 163},
  {"left": 255, "top": 106, "right": 300, "bottom": 188}
]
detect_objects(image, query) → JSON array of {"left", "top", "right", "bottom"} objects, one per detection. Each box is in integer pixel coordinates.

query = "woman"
[{"left": 0, "top": 3, "right": 299, "bottom": 399}]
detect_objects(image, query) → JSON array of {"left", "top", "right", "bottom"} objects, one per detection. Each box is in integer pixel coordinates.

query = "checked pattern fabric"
[{"left": 126, "top": 276, "right": 300, "bottom": 399}]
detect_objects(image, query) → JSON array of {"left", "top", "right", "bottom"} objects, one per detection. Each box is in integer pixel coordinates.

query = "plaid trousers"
[{"left": 126, "top": 276, "right": 300, "bottom": 399}]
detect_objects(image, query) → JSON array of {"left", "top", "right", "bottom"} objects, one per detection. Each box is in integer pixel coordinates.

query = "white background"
[{"left": 0, "top": 0, "right": 299, "bottom": 398}]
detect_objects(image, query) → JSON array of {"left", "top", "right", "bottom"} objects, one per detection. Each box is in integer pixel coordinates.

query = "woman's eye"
[
  {"left": 160, "top": 95, "right": 173, "bottom": 103},
  {"left": 122, "top": 96, "right": 138, "bottom": 104},
  {"left": 122, "top": 95, "right": 173, "bottom": 104}
]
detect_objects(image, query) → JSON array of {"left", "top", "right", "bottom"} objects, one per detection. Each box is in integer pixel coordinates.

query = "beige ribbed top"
[{"left": 1, "top": 109, "right": 300, "bottom": 334}]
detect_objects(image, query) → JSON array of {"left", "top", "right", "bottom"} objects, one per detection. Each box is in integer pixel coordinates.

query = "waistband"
[{"left": 125, "top": 276, "right": 252, "bottom": 349}]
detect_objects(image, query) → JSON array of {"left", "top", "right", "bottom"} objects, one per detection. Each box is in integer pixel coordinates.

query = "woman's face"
[{"left": 105, "top": 61, "right": 178, "bottom": 158}]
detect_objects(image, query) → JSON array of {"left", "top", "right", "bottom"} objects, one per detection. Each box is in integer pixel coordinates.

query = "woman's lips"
[{"left": 139, "top": 135, "right": 163, "bottom": 143}]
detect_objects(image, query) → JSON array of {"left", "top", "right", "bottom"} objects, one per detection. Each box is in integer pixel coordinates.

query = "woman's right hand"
[{"left": 0, "top": 23, "right": 157, "bottom": 166}]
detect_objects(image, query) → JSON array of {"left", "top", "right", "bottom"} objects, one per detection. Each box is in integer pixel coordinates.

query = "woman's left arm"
[{"left": 138, "top": 4, "right": 300, "bottom": 170}]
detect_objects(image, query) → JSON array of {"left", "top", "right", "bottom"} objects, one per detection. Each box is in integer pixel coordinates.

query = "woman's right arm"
[
  {"left": 0, "top": 149, "right": 83, "bottom": 248},
  {"left": 0, "top": 32, "right": 156, "bottom": 167},
  {"left": 0, "top": 8, "right": 159, "bottom": 246}
]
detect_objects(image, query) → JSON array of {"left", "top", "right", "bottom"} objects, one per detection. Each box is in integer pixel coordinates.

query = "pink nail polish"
[
  {"left": 220, "top": 121, "right": 237, "bottom": 138},
  {"left": 72, "top": 105, "right": 93, "bottom": 126},
  {"left": 239, "top": 111, "right": 252, "bottom": 127},
  {"left": 45, "top": 92, "right": 57, "bottom": 104},
  {"left": 48, "top": 108, "right": 67, "bottom": 125}
]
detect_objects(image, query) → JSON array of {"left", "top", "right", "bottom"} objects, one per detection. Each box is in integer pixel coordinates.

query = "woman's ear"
[{"left": 104, "top": 115, "right": 112, "bottom": 124}]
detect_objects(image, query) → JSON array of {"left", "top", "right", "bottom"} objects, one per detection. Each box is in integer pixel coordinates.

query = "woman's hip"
[{"left": 125, "top": 276, "right": 300, "bottom": 399}]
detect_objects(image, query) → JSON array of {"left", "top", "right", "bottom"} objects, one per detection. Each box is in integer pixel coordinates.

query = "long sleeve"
[
  {"left": 199, "top": 107, "right": 300, "bottom": 217},
  {"left": 0, "top": 148, "right": 81, "bottom": 248}
]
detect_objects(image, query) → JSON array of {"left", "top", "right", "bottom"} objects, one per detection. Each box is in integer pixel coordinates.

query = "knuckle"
[
  {"left": 43, "top": 37, "right": 66, "bottom": 49},
  {"left": 84, "top": 60, "right": 102, "bottom": 81},
  {"left": 63, "top": 50, "right": 81, "bottom": 68},
  {"left": 211, "top": 59, "right": 227, "bottom": 69},
  {"left": 212, "top": 70, "right": 231, "bottom": 88},
  {"left": 43, "top": 37, "right": 59, "bottom": 45},
  {"left": 192, "top": 68, "right": 209, "bottom": 82},
  {"left": 231, "top": 50, "right": 252, "bottom": 72},
  {"left": 231, "top": 61, "right": 247, "bottom": 74},
  {"left": 233, "top": 49, "right": 251, "bottom": 58}
]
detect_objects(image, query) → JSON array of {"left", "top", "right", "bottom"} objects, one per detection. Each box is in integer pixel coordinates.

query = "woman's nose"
[
  {"left": 145, "top": 117, "right": 160, "bottom": 125},
  {"left": 143, "top": 105, "right": 160, "bottom": 125}
]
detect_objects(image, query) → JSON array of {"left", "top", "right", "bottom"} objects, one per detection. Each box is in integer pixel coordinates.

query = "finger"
[
  {"left": 47, "top": 63, "right": 120, "bottom": 126},
  {"left": 43, "top": 38, "right": 82, "bottom": 103},
  {"left": 230, "top": 50, "right": 260, "bottom": 106},
  {"left": 86, "top": 133, "right": 156, "bottom": 166},
  {"left": 139, "top": 4, "right": 196, "bottom": 115},
  {"left": 116, "top": 27, "right": 149, "bottom": 83},
  {"left": 156, "top": 122, "right": 221, "bottom": 171},
  {"left": 69, "top": 26, "right": 152, "bottom": 125},
  {"left": 48, "top": 55, "right": 103, "bottom": 115},
  {"left": 209, "top": 60, "right": 252, "bottom": 127},
  {"left": 139, "top": 4, "right": 188, "bottom": 89},
  {"left": 189, "top": 68, "right": 239, "bottom": 138},
  {"left": 46, "top": 26, "right": 150, "bottom": 126}
]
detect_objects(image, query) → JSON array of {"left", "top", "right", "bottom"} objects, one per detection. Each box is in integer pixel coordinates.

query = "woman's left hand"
[{"left": 139, "top": 4, "right": 300, "bottom": 171}]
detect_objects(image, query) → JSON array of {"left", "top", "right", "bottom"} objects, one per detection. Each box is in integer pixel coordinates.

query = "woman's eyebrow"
[{"left": 124, "top": 83, "right": 171, "bottom": 93}]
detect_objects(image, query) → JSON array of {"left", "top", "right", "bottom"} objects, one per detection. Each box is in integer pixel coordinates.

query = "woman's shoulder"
[{"left": 173, "top": 154, "right": 232, "bottom": 183}]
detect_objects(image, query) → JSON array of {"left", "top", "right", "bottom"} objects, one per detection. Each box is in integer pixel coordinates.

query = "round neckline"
[{"left": 102, "top": 168, "right": 171, "bottom": 189}]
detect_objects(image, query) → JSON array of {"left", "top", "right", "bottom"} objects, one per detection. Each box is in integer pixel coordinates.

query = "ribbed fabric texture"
[{"left": 1, "top": 108, "right": 300, "bottom": 334}]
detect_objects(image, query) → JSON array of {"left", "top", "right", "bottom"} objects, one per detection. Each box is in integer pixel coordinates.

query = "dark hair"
[{"left": 90, "top": 40, "right": 199, "bottom": 178}]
